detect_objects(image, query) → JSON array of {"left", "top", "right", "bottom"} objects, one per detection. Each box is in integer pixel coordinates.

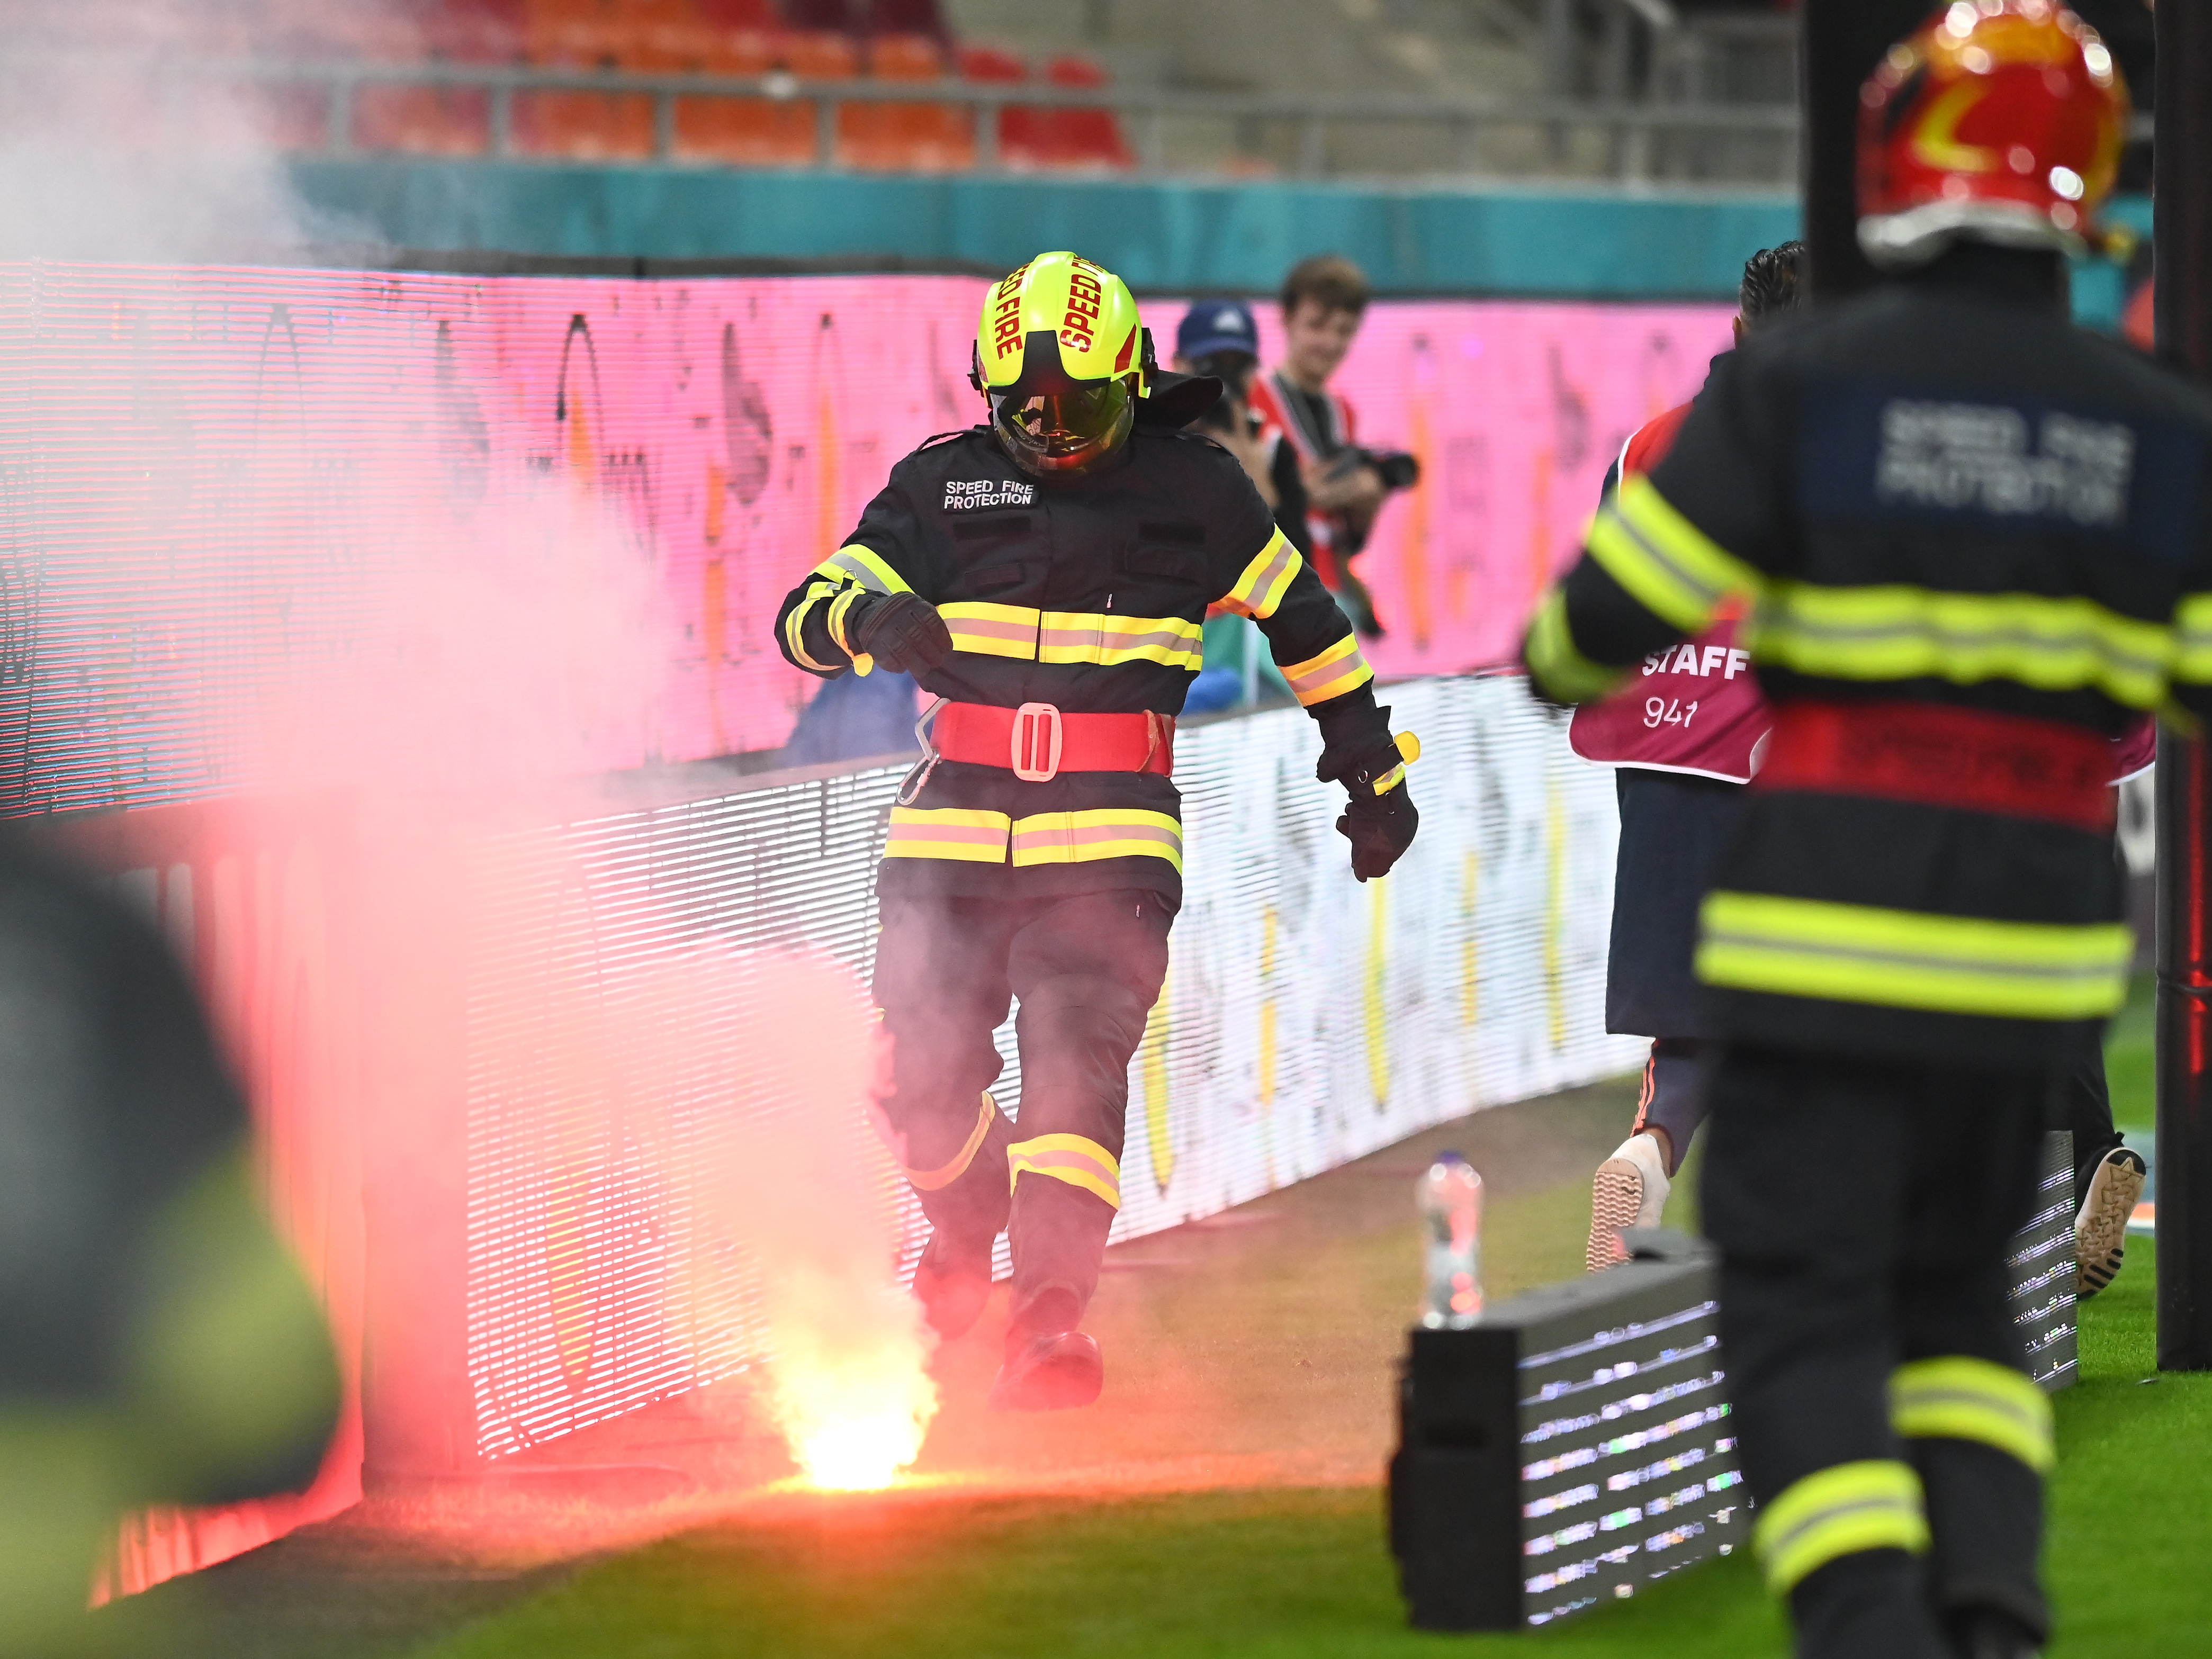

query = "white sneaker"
[
  {"left": 1587, "top": 1133, "right": 1671, "bottom": 1273},
  {"left": 2075, "top": 1145, "right": 2147, "bottom": 1300}
]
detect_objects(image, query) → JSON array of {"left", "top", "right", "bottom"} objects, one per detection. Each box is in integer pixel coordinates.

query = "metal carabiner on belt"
[{"left": 896, "top": 696, "right": 950, "bottom": 806}]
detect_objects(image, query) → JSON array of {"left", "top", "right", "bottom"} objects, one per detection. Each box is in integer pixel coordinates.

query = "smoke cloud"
[{"left": 634, "top": 951, "right": 940, "bottom": 1492}]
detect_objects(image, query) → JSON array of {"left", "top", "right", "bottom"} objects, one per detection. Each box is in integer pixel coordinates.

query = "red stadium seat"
[
  {"left": 354, "top": 85, "right": 493, "bottom": 156},
  {"left": 843, "top": 33, "right": 972, "bottom": 172},
  {"left": 673, "top": 30, "right": 816, "bottom": 166},
  {"left": 515, "top": 6, "right": 655, "bottom": 161},
  {"left": 956, "top": 42, "right": 1024, "bottom": 161},
  {"left": 1012, "top": 53, "right": 1133, "bottom": 170},
  {"left": 693, "top": 0, "right": 779, "bottom": 25}
]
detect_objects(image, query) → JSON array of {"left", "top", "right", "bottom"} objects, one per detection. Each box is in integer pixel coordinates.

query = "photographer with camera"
[
  {"left": 1249, "top": 254, "right": 1419, "bottom": 639},
  {"left": 1173, "top": 300, "right": 1307, "bottom": 712}
]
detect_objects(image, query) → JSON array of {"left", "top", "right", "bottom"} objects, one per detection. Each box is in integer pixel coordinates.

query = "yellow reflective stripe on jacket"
[
  {"left": 2174, "top": 592, "right": 2212, "bottom": 683},
  {"left": 826, "top": 584, "right": 869, "bottom": 655},
  {"left": 1218, "top": 529, "right": 1302, "bottom": 620},
  {"left": 1524, "top": 587, "right": 1629, "bottom": 704},
  {"left": 1754, "top": 1460, "right": 1928, "bottom": 1597},
  {"left": 1039, "top": 611, "right": 1205, "bottom": 670},
  {"left": 813, "top": 542, "right": 911, "bottom": 594},
  {"left": 1752, "top": 581, "right": 2174, "bottom": 708},
  {"left": 883, "top": 806, "right": 1011, "bottom": 863},
  {"left": 1011, "top": 809, "right": 1184, "bottom": 873},
  {"left": 1698, "top": 892, "right": 2132, "bottom": 1021},
  {"left": 1008, "top": 1132, "right": 1122, "bottom": 1209},
  {"left": 1587, "top": 473, "right": 1765, "bottom": 634},
  {"left": 1890, "top": 1356, "right": 2055, "bottom": 1473},
  {"left": 1279, "top": 634, "right": 1374, "bottom": 707},
  {"left": 784, "top": 580, "right": 842, "bottom": 673},
  {"left": 941, "top": 601, "right": 1041, "bottom": 659}
]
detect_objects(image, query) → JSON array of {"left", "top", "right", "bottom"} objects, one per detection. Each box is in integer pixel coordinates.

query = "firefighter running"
[
  {"left": 1522, "top": 8, "right": 2211, "bottom": 1656},
  {"left": 775, "top": 252, "right": 1419, "bottom": 1411}
]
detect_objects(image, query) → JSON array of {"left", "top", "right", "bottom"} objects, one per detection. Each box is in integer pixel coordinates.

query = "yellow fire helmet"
[{"left": 970, "top": 251, "right": 1153, "bottom": 478}]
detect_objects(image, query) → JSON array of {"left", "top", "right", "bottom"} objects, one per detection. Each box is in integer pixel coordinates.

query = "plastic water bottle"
[{"left": 1420, "top": 1151, "right": 1485, "bottom": 1328}]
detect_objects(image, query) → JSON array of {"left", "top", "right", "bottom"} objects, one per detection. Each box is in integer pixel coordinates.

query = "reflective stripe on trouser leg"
[
  {"left": 1890, "top": 1357, "right": 2054, "bottom": 1473},
  {"left": 1753, "top": 1460, "right": 1929, "bottom": 1597},
  {"left": 904, "top": 1093, "right": 1005, "bottom": 1191},
  {"left": 870, "top": 898, "right": 1019, "bottom": 1242},
  {"left": 1008, "top": 1134, "right": 1122, "bottom": 1210}
]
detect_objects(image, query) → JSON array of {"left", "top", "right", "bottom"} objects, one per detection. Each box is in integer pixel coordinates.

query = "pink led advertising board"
[{"left": 0, "top": 263, "right": 1730, "bottom": 816}]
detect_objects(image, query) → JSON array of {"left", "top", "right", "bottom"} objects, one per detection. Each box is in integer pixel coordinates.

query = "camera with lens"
[{"left": 1361, "top": 448, "right": 1421, "bottom": 492}]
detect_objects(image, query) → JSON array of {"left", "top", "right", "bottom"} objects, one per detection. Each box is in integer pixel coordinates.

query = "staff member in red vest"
[{"left": 1572, "top": 241, "right": 1804, "bottom": 1271}]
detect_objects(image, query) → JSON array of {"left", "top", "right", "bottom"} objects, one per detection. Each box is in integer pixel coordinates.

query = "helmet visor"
[{"left": 991, "top": 378, "right": 1134, "bottom": 468}]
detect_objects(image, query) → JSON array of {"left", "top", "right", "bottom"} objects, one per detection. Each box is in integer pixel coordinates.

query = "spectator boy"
[{"left": 1250, "top": 255, "right": 1395, "bottom": 636}]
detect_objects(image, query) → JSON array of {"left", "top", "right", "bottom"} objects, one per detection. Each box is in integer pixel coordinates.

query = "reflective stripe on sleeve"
[
  {"left": 1697, "top": 891, "right": 2132, "bottom": 1021},
  {"left": 2175, "top": 592, "right": 2212, "bottom": 684},
  {"left": 1039, "top": 611, "right": 1204, "bottom": 670},
  {"left": 1279, "top": 634, "right": 1374, "bottom": 707},
  {"left": 1008, "top": 1132, "right": 1122, "bottom": 1209},
  {"left": 1218, "top": 529, "right": 1302, "bottom": 620},
  {"left": 940, "top": 601, "right": 1041, "bottom": 660},
  {"left": 883, "top": 807, "right": 1011, "bottom": 863},
  {"left": 1010, "top": 809, "right": 1184, "bottom": 873},
  {"left": 827, "top": 584, "right": 868, "bottom": 655},
  {"left": 1890, "top": 1356, "right": 2054, "bottom": 1473},
  {"left": 1753, "top": 1460, "right": 1928, "bottom": 1597},
  {"left": 1586, "top": 473, "right": 1764, "bottom": 634},
  {"left": 1523, "top": 587, "right": 1629, "bottom": 704},
  {"left": 812, "top": 543, "right": 912, "bottom": 594},
  {"left": 784, "top": 580, "right": 842, "bottom": 673},
  {"left": 1752, "top": 581, "right": 2173, "bottom": 708}
]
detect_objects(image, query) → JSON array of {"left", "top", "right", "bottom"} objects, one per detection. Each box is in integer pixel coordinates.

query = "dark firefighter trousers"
[
  {"left": 871, "top": 889, "right": 1171, "bottom": 1346},
  {"left": 1701, "top": 1044, "right": 2056, "bottom": 1659}
]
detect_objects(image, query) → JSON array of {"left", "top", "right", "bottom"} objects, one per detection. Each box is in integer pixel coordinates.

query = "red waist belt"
[
  {"left": 929, "top": 700, "right": 1175, "bottom": 782},
  {"left": 1755, "top": 700, "right": 2114, "bottom": 834}
]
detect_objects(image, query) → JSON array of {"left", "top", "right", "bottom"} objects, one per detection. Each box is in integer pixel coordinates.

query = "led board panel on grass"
[{"left": 1391, "top": 1133, "right": 2078, "bottom": 1631}]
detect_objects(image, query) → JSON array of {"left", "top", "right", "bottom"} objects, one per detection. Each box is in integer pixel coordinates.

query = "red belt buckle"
[{"left": 1011, "top": 702, "right": 1064, "bottom": 781}]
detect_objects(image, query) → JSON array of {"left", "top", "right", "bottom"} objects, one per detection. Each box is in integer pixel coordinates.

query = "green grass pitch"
[{"left": 121, "top": 979, "right": 2211, "bottom": 1655}]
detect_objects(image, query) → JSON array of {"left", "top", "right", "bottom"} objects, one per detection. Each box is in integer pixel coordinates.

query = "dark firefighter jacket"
[
  {"left": 775, "top": 423, "right": 1379, "bottom": 907},
  {"left": 1525, "top": 249, "right": 2212, "bottom": 1069}
]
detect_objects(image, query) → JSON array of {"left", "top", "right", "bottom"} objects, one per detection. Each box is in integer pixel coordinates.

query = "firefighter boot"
[
  {"left": 1912, "top": 1437, "right": 2049, "bottom": 1659},
  {"left": 990, "top": 1177, "right": 1117, "bottom": 1410},
  {"left": 989, "top": 1290, "right": 1104, "bottom": 1412},
  {"left": 1788, "top": 1552, "right": 1953, "bottom": 1659},
  {"left": 901, "top": 1094, "right": 1015, "bottom": 1340},
  {"left": 912, "top": 1230, "right": 995, "bottom": 1341}
]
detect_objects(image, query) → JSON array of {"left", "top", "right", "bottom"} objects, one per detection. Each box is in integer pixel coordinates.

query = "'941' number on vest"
[{"left": 1644, "top": 698, "right": 1698, "bottom": 731}]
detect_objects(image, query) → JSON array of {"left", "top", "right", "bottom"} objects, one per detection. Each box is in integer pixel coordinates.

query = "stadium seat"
[
  {"left": 957, "top": 42, "right": 1026, "bottom": 163},
  {"left": 354, "top": 85, "right": 493, "bottom": 156},
  {"left": 515, "top": 6, "right": 655, "bottom": 161},
  {"left": 1013, "top": 54, "right": 1134, "bottom": 170},
  {"left": 672, "top": 30, "right": 815, "bottom": 166},
  {"left": 422, "top": 1, "right": 526, "bottom": 65},
  {"left": 843, "top": 33, "right": 972, "bottom": 172},
  {"left": 693, "top": 0, "right": 779, "bottom": 24}
]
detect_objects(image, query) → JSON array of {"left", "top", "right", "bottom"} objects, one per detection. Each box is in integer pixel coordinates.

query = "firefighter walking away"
[
  {"left": 1522, "top": 7, "right": 2212, "bottom": 1655},
  {"left": 775, "top": 251, "right": 1418, "bottom": 1410}
]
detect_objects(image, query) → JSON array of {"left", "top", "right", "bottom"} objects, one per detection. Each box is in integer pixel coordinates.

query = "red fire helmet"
[{"left": 1858, "top": 0, "right": 2130, "bottom": 269}]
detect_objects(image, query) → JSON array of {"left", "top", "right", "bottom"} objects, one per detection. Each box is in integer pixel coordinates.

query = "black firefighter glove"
[
  {"left": 848, "top": 590, "right": 953, "bottom": 677},
  {"left": 1316, "top": 705, "right": 1420, "bottom": 882}
]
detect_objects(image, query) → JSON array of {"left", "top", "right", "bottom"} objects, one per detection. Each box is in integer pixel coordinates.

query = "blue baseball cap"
[{"left": 1176, "top": 300, "right": 1260, "bottom": 361}]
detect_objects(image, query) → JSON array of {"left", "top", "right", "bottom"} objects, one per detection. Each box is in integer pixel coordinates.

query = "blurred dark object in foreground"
[{"left": 0, "top": 830, "right": 338, "bottom": 1655}]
